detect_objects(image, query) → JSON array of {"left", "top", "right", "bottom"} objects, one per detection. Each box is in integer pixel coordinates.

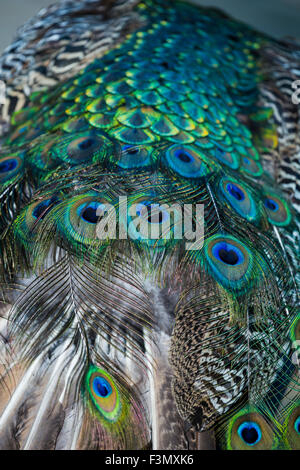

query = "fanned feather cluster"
[{"left": 0, "top": 0, "right": 299, "bottom": 450}]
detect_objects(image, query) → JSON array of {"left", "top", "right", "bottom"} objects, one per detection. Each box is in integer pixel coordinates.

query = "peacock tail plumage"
[{"left": 0, "top": 0, "right": 299, "bottom": 450}]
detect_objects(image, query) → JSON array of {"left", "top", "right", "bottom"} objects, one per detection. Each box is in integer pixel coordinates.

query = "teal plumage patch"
[{"left": 0, "top": 0, "right": 299, "bottom": 451}]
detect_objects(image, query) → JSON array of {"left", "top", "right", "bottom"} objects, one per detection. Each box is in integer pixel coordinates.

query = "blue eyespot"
[
  {"left": 122, "top": 145, "right": 139, "bottom": 155},
  {"left": 226, "top": 183, "right": 245, "bottom": 202},
  {"left": 93, "top": 377, "right": 112, "bottom": 398},
  {"left": 174, "top": 149, "right": 193, "bottom": 163},
  {"left": 264, "top": 198, "right": 279, "bottom": 212},
  {"left": 212, "top": 241, "right": 244, "bottom": 266},
  {"left": 294, "top": 416, "right": 300, "bottom": 435},
  {"left": 213, "top": 147, "right": 240, "bottom": 170},
  {"left": 220, "top": 178, "right": 258, "bottom": 222},
  {"left": 0, "top": 158, "right": 18, "bottom": 173},
  {"left": 77, "top": 202, "right": 106, "bottom": 224},
  {"left": 65, "top": 134, "right": 107, "bottom": 164},
  {"left": 240, "top": 156, "right": 263, "bottom": 177},
  {"left": 32, "top": 199, "right": 54, "bottom": 220},
  {"left": 165, "top": 144, "right": 209, "bottom": 178},
  {"left": 78, "top": 137, "right": 96, "bottom": 151},
  {"left": 126, "top": 198, "right": 177, "bottom": 246},
  {"left": 117, "top": 145, "right": 152, "bottom": 169},
  {"left": 238, "top": 421, "right": 262, "bottom": 446},
  {"left": 136, "top": 202, "right": 169, "bottom": 225}
]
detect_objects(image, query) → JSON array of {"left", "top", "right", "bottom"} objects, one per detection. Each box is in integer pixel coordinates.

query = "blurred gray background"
[{"left": 0, "top": 0, "right": 299, "bottom": 53}]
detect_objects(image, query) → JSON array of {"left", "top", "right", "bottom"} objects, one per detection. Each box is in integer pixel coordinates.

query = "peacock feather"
[{"left": 0, "top": 0, "right": 299, "bottom": 450}]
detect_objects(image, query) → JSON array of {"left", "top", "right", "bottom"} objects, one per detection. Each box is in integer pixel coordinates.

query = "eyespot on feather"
[
  {"left": 54, "top": 192, "right": 116, "bottom": 250},
  {"left": 240, "top": 155, "right": 263, "bottom": 177},
  {"left": 113, "top": 144, "right": 154, "bottom": 169},
  {"left": 263, "top": 191, "right": 292, "bottom": 227},
  {"left": 86, "top": 366, "right": 122, "bottom": 423},
  {"left": 203, "top": 234, "right": 263, "bottom": 293},
  {"left": 283, "top": 402, "right": 300, "bottom": 449},
  {"left": 123, "top": 195, "right": 182, "bottom": 247},
  {"left": 227, "top": 409, "right": 276, "bottom": 450},
  {"left": 47, "top": 131, "right": 117, "bottom": 166},
  {"left": 164, "top": 144, "right": 212, "bottom": 178},
  {"left": 220, "top": 177, "right": 259, "bottom": 222},
  {"left": 15, "top": 195, "right": 60, "bottom": 242},
  {"left": 0, "top": 153, "right": 24, "bottom": 184}
]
